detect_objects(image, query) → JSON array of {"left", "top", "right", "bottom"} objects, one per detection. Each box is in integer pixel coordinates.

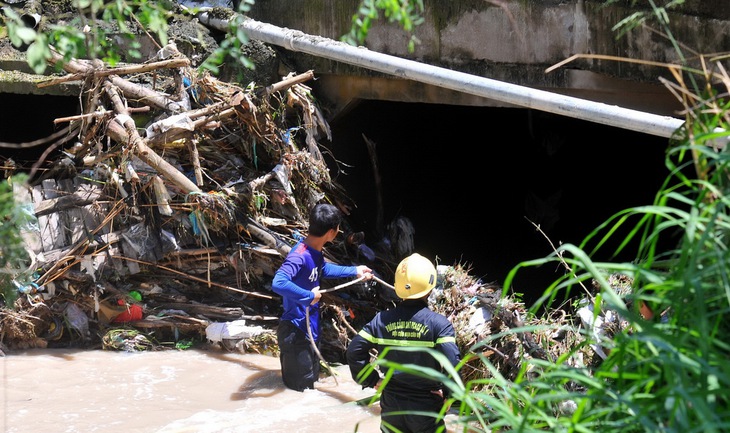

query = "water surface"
[{"left": 2, "top": 348, "right": 383, "bottom": 433}]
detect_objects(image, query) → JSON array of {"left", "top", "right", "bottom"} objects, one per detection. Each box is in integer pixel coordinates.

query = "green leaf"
[
  {"left": 75, "top": 0, "right": 94, "bottom": 9},
  {"left": 26, "top": 40, "right": 49, "bottom": 74},
  {"left": 15, "top": 26, "right": 36, "bottom": 44},
  {"left": 7, "top": 23, "right": 22, "bottom": 47}
]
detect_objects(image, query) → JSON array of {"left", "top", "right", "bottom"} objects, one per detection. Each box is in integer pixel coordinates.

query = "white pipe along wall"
[{"left": 198, "top": 12, "right": 726, "bottom": 144}]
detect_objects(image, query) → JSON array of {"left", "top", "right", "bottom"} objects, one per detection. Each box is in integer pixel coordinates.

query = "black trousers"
[
  {"left": 277, "top": 320, "right": 319, "bottom": 392},
  {"left": 380, "top": 388, "right": 446, "bottom": 433}
]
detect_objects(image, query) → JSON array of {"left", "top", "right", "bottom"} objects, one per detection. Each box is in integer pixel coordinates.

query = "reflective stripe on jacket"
[{"left": 346, "top": 299, "right": 460, "bottom": 394}]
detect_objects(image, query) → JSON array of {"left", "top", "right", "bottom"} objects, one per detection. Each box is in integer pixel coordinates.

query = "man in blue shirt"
[{"left": 272, "top": 203, "right": 373, "bottom": 391}]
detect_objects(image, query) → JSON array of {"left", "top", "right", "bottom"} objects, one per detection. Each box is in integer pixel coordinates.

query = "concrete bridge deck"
[
  {"left": 1, "top": 1, "right": 728, "bottom": 119},
  {"left": 243, "top": 0, "right": 730, "bottom": 119},
  {"left": 1, "top": 1, "right": 728, "bottom": 137}
]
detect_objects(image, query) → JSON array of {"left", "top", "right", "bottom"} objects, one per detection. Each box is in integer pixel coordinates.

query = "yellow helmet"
[{"left": 394, "top": 253, "right": 437, "bottom": 300}]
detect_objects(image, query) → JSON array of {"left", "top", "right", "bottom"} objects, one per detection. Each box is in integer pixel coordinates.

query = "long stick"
[
  {"left": 103, "top": 81, "right": 202, "bottom": 194},
  {"left": 306, "top": 306, "right": 338, "bottom": 386},
  {"left": 304, "top": 273, "right": 392, "bottom": 387},
  {"left": 47, "top": 48, "right": 188, "bottom": 114},
  {"left": 38, "top": 58, "right": 191, "bottom": 88},
  {"left": 319, "top": 274, "right": 394, "bottom": 293},
  {"left": 318, "top": 275, "right": 366, "bottom": 293},
  {"left": 113, "top": 256, "right": 274, "bottom": 299},
  {"left": 0, "top": 124, "right": 76, "bottom": 149}
]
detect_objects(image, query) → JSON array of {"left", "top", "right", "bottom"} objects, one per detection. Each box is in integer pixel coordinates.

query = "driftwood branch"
[
  {"left": 34, "top": 184, "right": 103, "bottom": 217},
  {"left": 47, "top": 48, "right": 188, "bottom": 113},
  {"left": 38, "top": 58, "right": 191, "bottom": 88},
  {"left": 187, "top": 138, "right": 204, "bottom": 186},
  {"left": 258, "top": 69, "right": 315, "bottom": 98},
  {"left": 244, "top": 220, "right": 292, "bottom": 258},
  {"left": 103, "top": 80, "right": 202, "bottom": 195},
  {"left": 0, "top": 124, "right": 77, "bottom": 149},
  {"left": 54, "top": 106, "right": 150, "bottom": 125},
  {"left": 248, "top": 172, "right": 274, "bottom": 191}
]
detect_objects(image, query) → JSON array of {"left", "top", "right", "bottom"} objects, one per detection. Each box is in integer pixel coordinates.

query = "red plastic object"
[{"left": 112, "top": 304, "right": 143, "bottom": 323}]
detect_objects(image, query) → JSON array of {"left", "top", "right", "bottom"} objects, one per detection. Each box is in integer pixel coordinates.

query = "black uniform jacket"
[{"left": 346, "top": 299, "right": 461, "bottom": 395}]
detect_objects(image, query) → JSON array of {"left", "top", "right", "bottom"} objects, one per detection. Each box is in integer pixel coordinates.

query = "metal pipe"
[
  {"left": 20, "top": 0, "right": 42, "bottom": 30},
  {"left": 199, "top": 13, "right": 690, "bottom": 139}
]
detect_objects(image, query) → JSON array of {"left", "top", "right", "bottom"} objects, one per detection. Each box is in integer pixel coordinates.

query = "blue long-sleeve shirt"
[{"left": 272, "top": 240, "right": 357, "bottom": 342}]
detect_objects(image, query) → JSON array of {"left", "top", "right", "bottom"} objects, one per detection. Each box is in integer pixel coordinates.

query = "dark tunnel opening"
[
  {"left": 0, "top": 93, "right": 81, "bottom": 171},
  {"left": 325, "top": 101, "right": 672, "bottom": 304}
]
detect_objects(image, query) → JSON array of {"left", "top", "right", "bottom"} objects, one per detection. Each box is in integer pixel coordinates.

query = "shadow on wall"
[{"left": 524, "top": 189, "right": 562, "bottom": 234}]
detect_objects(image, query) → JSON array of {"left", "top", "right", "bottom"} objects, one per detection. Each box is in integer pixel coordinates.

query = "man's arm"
[
  {"left": 272, "top": 265, "right": 314, "bottom": 305},
  {"left": 436, "top": 320, "right": 461, "bottom": 400},
  {"left": 438, "top": 322, "right": 461, "bottom": 368},
  {"left": 323, "top": 263, "right": 373, "bottom": 279},
  {"left": 346, "top": 333, "right": 381, "bottom": 389}
]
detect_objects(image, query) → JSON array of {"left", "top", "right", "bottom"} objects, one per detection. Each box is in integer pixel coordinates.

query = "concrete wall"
[{"left": 245, "top": 1, "right": 730, "bottom": 117}]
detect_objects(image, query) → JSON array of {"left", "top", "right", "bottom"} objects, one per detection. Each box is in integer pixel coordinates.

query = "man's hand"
[
  {"left": 311, "top": 287, "right": 322, "bottom": 305},
  {"left": 356, "top": 265, "right": 374, "bottom": 280}
]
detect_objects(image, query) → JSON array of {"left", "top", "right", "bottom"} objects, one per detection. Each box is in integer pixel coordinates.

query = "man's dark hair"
[{"left": 308, "top": 203, "right": 342, "bottom": 236}]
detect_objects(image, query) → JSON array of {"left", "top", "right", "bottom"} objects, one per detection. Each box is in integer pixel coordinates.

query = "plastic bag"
[{"left": 65, "top": 303, "right": 90, "bottom": 338}]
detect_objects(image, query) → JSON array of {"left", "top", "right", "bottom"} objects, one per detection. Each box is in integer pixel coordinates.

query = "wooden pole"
[{"left": 103, "top": 81, "right": 201, "bottom": 194}]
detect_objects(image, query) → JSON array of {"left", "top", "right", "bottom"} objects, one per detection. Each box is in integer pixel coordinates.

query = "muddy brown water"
[{"left": 1, "top": 348, "right": 386, "bottom": 433}]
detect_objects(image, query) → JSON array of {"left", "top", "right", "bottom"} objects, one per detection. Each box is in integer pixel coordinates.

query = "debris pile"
[
  {"left": 0, "top": 22, "right": 632, "bottom": 387},
  {"left": 2, "top": 40, "right": 381, "bottom": 351}
]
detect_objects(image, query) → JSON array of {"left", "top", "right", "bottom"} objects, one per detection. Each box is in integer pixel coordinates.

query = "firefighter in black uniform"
[{"left": 346, "top": 253, "right": 461, "bottom": 433}]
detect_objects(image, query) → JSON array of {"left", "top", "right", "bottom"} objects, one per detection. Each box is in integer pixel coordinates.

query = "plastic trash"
[
  {"left": 271, "top": 163, "right": 292, "bottom": 194},
  {"left": 468, "top": 306, "right": 494, "bottom": 334},
  {"left": 205, "top": 320, "right": 265, "bottom": 342},
  {"left": 111, "top": 302, "right": 143, "bottom": 323},
  {"left": 13, "top": 280, "right": 39, "bottom": 294},
  {"left": 65, "top": 303, "right": 90, "bottom": 338},
  {"left": 122, "top": 223, "right": 161, "bottom": 261},
  {"left": 145, "top": 113, "right": 195, "bottom": 139},
  {"left": 159, "top": 228, "right": 180, "bottom": 253}
]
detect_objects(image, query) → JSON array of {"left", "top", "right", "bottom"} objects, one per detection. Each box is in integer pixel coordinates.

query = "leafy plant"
[
  {"left": 479, "top": 4, "right": 729, "bottom": 432},
  {"left": 199, "top": 0, "right": 256, "bottom": 76},
  {"left": 352, "top": 2, "right": 730, "bottom": 432},
  {"left": 1, "top": 0, "right": 171, "bottom": 74},
  {"left": 3, "top": 0, "right": 428, "bottom": 79},
  {"left": 0, "top": 174, "right": 32, "bottom": 307},
  {"left": 341, "top": 0, "right": 425, "bottom": 53},
  {"left": 1, "top": 7, "right": 47, "bottom": 73}
]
